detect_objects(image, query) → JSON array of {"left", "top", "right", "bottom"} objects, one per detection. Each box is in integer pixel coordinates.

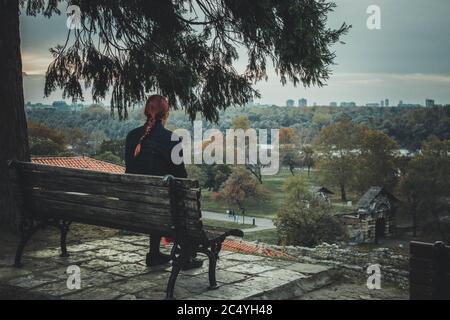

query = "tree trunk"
[
  {"left": 289, "top": 164, "right": 295, "bottom": 176},
  {"left": 0, "top": 0, "right": 30, "bottom": 232},
  {"left": 340, "top": 184, "right": 347, "bottom": 202}
]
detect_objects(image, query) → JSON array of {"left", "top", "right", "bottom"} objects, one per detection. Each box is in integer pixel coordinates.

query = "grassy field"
[
  {"left": 201, "top": 168, "right": 293, "bottom": 218},
  {"left": 201, "top": 168, "right": 358, "bottom": 219}
]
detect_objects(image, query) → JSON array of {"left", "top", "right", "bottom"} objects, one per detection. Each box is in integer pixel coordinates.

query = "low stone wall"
[{"left": 247, "top": 241, "right": 409, "bottom": 290}]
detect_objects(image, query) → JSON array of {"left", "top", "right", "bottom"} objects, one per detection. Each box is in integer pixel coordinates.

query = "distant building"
[
  {"left": 366, "top": 103, "right": 380, "bottom": 107},
  {"left": 380, "top": 100, "right": 384, "bottom": 107},
  {"left": 385, "top": 99, "right": 390, "bottom": 107},
  {"left": 340, "top": 102, "right": 356, "bottom": 107},
  {"left": 398, "top": 101, "right": 421, "bottom": 108},
  {"left": 426, "top": 99, "right": 435, "bottom": 108},
  {"left": 330, "top": 102, "right": 338, "bottom": 107},
  {"left": 286, "top": 99, "right": 295, "bottom": 107},
  {"left": 298, "top": 98, "right": 307, "bottom": 107}
]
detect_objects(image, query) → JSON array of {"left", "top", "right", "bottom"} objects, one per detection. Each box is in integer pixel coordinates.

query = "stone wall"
[{"left": 253, "top": 242, "right": 409, "bottom": 289}]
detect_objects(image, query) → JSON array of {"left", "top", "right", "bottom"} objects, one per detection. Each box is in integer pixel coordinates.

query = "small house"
[{"left": 356, "top": 187, "right": 399, "bottom": 244}]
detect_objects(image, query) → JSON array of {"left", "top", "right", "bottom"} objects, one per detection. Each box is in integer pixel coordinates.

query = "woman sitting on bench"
[{"left": 125, "top": 94, "right": 202, "bottom": 270}]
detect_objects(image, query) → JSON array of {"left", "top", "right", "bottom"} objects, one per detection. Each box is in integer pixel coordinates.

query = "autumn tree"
[
  {"left": 214, "top": 168, "right": 269, "bottom": 211},
  {"left": 279, "top": 128, "right": 298, "bottom": 145},
  {"left": 1, "top": 0, "right": 349, "bottom": 229}
]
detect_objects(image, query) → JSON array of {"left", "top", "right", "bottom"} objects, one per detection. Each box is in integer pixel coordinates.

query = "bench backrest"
[
  {"left": 9, "top": 161, "right": 205, "bottom": 239},
  {"left": 410, "top": 241, "right": 450, "bottom": 300}
]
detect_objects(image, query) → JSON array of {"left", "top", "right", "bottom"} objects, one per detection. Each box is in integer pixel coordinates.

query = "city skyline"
[{"left": 21, "top": 0, "right": 450, "bottom": 106}]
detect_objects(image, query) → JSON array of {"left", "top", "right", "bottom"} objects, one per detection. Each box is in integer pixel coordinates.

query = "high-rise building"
[
  {"left": 340, "top": 102, "right": 356, "bottom": 107},
  {"left": 385, "top": 99, "right": 389, "bottom": 107},
  {"left": 380, "top": 100, "right": 385, "bottom": 107},
  {"left": 426, "top": 99, "right": 435, "bottom": 108},
  {"left": 286, "top": 99, "right": 295, "bottom": 107},
  {"left": 298, "top": 98, "right": 307, "bottom": 107}
]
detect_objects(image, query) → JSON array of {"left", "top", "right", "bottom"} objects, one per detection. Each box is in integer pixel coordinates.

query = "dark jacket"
[{"left": 125, "top": 121, "right": 187, "bottom": 178}]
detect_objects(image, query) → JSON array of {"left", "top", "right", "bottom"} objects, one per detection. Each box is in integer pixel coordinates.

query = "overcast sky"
[{"left": 21, "top": 0, "right": 450, "bottom": 106}]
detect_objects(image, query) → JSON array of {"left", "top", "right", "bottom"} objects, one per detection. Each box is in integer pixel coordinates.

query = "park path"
[{"left": 202, "top": 211, "right": 275, "bottom": 233}]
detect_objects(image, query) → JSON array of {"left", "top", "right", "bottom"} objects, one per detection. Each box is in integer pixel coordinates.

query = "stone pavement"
[{"left": 0, "top": 235, "right": 335, "bottom": 300}]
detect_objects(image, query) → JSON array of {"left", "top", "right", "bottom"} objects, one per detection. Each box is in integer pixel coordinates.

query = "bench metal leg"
[
  {"left": 166, "top": 261, "right": 181, "bottom": 300},
  {"left": 59, "top": 221, "right": 72, "bottom": 258},
  {"left": 14, "top": 220, "right": 42, "bottom": 268},
  {"left": 166, "top": 241, "right": 192, "bottom": 300},
  {"left": 206, "top": 242, "right": 222, "bottom": 290}
]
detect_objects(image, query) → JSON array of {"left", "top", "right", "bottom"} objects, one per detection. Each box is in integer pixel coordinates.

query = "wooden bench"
[
  {"left": 410, "top": 241, "right": 450, "bottom": 300},
  {"left": 8, "top": 160, "right": 244, "bottom": 299}
]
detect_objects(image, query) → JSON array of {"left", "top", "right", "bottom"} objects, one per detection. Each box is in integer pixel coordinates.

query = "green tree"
[
  {"left": 65, "top": 128, "right": 90, "bottom": 155},
  {"left": 397, "top": 136, "right": 450, "bottom": 239},
  {"left": 90, "top": 130, "right": 108, "bottom": 155},
  {"left": 353, "top": 128, "right": 399, "bottom": 193},
  {"left": 99, "top": 140, "right": 126, "bottom": 162},
  {"left": 186, "top": 165, "right": 208, "bottom": 188},
  {"left": 315, "top": 120, "right": 361, "bottom": 202},
  {"left": 29, "top": 138, "right": 65, "bottom": 156},
  {"left": 95, "top": 151, "right": 123, "bottom": 166},
  {"left": 275, "top": 175, "right": 344, "bottom": 247}
]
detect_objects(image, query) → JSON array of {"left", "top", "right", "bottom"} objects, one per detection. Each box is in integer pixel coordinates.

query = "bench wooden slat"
[
  {"left": 17, "top": 170, "right": 201, "bottom": 200},
  {"left": 29, "top": 189, "right": 201, "bottom": 219},
  {"left": 32, "top": 198, "right": 203, "bottom": 232},
  {"left": 12, "top": 161, "right": 199, "bottom": 189}
]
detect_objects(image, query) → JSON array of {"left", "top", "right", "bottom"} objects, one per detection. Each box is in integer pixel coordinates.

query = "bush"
[
  {"left": 275, "top": 175, "right": 344, "bottom": 247},
  {"left": 275, "top": 203, "right": 345, "bottom": 247}
]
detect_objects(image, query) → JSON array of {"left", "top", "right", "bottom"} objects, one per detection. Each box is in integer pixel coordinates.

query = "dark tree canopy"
[{"left": 22, "top": 0, "right": 349, "bottom": 122}]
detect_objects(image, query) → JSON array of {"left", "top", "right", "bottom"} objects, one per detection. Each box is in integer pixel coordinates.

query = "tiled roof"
[
  {"left": 162, "top": 237, "right": 294, "bottom": 259},
  {"left": 222, "top": 239, "right": 295, "bottom": 259},
  {"left": 31, "top": 156, "right": 125, "bottom": 174}
]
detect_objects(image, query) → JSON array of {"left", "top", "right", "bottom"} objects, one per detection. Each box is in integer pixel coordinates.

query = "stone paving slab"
[{"left": 0, "top": 235, "right": 335, "bottom": 300}]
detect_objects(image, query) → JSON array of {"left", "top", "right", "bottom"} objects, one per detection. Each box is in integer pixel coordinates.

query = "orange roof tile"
[{"left": 31, "top": 156, "right": 125, "bottom": 174}]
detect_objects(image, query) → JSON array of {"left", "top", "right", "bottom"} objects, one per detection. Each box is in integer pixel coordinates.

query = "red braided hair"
[{"left": 134, "top": 95, "right": 170, "bottom": 157}]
